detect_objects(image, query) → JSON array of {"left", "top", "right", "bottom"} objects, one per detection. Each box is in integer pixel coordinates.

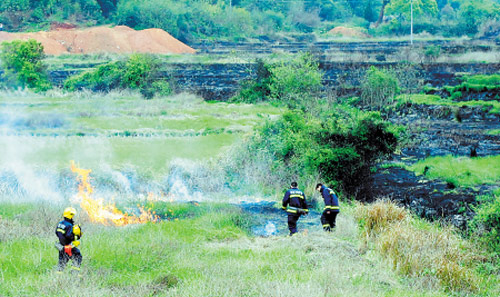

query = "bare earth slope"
[{"left": 0, "top": 26, "right": 196, "bottom": 55}]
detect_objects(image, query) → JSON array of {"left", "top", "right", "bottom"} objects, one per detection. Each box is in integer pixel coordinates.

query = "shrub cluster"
[
  {"left": 470, "top": 191, "right": 500, "bottom": 255},
  {"left": 226, "top": 107, "right": 398, "bottom": 197},
  {"left": 360, "top": 66, "right": 400, "bottom": 110},
  {"left": 64, "top": 54, "right": 171, "bottom": 99},
  {"left": 233, "top": 53, "right": 322, "bottom": 110},
  {"left": 0, "top": 39, "right": 51, "bottom": 91}
]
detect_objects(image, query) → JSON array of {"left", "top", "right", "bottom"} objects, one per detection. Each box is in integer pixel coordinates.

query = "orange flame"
[{"left": 70, "top": 161, "right": 158, "bottom": 226}]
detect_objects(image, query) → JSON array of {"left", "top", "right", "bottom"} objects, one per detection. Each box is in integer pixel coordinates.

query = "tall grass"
[{"left": 354, "top": 200, "right": 491, "bottom": 294}]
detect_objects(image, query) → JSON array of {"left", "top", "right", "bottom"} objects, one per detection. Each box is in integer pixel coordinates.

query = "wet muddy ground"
[{"left": 238, "top": 201, "right": 323, "bottom": 236}]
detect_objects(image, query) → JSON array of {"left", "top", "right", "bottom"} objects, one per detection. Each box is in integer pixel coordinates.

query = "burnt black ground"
[{"left": 367, "top": 102, "right": 500, "bottom": 228}]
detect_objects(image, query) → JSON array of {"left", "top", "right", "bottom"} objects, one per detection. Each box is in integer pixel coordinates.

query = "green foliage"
[
  {"left": 114, "top": 0, "right": 256, "bottom": 42},
  {"left": 470, "top": 193, "right": 500, "bottom": 254},
  {"left": 1, "top": 0, "right": 499, "bottom": 39},
  {"left": 269, "top": 53, "right": 322, "bottom": 109},
  {"left": 234, "top": 54, "right": 322, "bottom": 109},
  {"left": 463, "top": 74, "right": 500, "bottom": 88},
  {"left": 233, "top": 59, "right": 272, "bottom": 104},
  {"left": 64, "top": 54, "right": 171, "bottom": 99},
  {"left": 229, "top": 107, "right": 398, "bottom": 196},
  {"left": 0, "top": 0, "right": 103, "bottom": 31},
  {"left": 386, "top": 0, "right": 439, "bottom": 18},
  {"left": 361, "top": 66, "right": 400, "bottom": 110},
  {"left": 397, "top": 94, "right": 500, "bottom": 115},
  {"left": 424, "top": 45, "right": 441, "bottom": 62},
  {"left": 0, "top": 39, "right": 51, "bottom": 91},
  {"left": 409, "top": 155, "right": 500, "bottom": 188},
  {"left": 457, "top": 0, "right": 500, "bottom": 35},
  {"left": 64, "top": 61, "right": 123, "bottom": 92}
]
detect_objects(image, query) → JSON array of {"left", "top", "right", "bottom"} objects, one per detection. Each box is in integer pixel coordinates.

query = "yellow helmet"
[
  {"left": 73, "top": 224, "right": 82, "bottom": 238},
  {"left": 63, "top": 207, "right": 76, "bottom": 219}
]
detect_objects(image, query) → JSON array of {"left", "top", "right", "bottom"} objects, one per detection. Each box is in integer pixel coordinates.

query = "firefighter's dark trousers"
[
  {"left": 57, "top": 248, "right": 82, "bottom": 272},
  {"left": 321, "top": 210, "right": 338, "bottom": 232},
  {"left": 287, "top": 213, "right": 301, "bottom": 235}
]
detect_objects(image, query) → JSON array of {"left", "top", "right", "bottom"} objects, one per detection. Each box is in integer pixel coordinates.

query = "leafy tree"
[
  {"left": 269, "top": 53, "right": 322, "bottom": 109},
  {"left": 233, "top": 54, "right": 322, "bottom": 110},
  {"left": 376, "top": 0, "right": 392, "bottom": 26},
  {"left": 457, "top": 0, "right": 500, "bottom": 35},
  {"left": 233, "top": 59, "right": 272, "bottom": 103},
  {"left": 364, "top": 0, "right": 377, "bottom": 22},
  {"left": 0, "top": 39, "right": 51, "bottom": 91},
  {"left": 386, "top": 0, "right": 439, "bottom": 18}
]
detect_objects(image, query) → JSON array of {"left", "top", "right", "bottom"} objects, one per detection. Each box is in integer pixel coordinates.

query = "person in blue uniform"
[
  {"left": 282, "top": 182, "right": 308, "bottom": 236},
  {"left": 316, "top": 183, "right": 340, "bottom": 232}
]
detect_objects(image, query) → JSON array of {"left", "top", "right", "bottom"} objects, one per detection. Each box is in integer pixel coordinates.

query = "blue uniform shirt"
[
  {"left": 320, "top": 185, "right": 340, "bottom": 212},
  {"left": 56, "top": 218, "right": 75, "bottom": 245},
  {"left": 282, "top": 187, "right": 308, "bottom": 213}
]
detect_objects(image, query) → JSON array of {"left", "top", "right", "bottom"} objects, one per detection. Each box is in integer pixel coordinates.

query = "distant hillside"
[{"left": 1, "top": 0, "right": 499, "bottom": 42}]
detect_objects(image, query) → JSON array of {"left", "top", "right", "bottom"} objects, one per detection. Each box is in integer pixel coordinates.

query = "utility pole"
[{"left": 411, "top": 0, "right": 414, "bottom": 45}]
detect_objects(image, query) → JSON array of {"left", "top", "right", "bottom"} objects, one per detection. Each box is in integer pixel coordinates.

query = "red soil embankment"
[
  {"left": 328, "top": 26, "right": 371, "bottom": 38},
  {"left": 0, "top": 26, "right": 195, "bottom": 55}
]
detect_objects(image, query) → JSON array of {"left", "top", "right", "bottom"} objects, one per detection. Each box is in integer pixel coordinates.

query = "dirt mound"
[
  {"left": 328, "top": 26, "right": 370, "bottom": 38},
  {"left": 0, "top": 26, "right": 195, "bottom": 55}
]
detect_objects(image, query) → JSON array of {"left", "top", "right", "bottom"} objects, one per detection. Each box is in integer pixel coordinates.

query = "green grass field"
[
  {"left": 3, "top": 201, "right": 491, "bottom": 297},
  {"left": 396, "top": 94, "right": 500, "bottom": 114},
  {"left": 0, "top": 91, "right": 282, "bottom": 176},
  {"left": 409, "top": 155, "right": 500, "bottom": 188}
]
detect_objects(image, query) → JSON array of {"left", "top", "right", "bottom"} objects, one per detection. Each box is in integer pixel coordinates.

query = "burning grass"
[
  {"left": 354, "top": 200, "right": 495, "bottom": 294},
  {"left": 70, "top": 161, "right": 159, "bottom": 226}
]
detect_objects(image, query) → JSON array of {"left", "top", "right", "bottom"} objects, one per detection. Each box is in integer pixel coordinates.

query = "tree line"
[{"left": 1, "top": 0, "right": 499, "bottom": 41}]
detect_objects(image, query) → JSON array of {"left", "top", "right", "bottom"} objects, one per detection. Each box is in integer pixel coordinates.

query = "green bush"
[
  {"left": 424, "top": 45, "right": 441, "bottom": 62},
  {"left": 233, "top": 54, "right": 322, "bottom": 109},
  {"left": 232, "top": 59, "right": 272, "bottom": 104},
  {"left": 0, "top": 39, "right": 51, "bottom": 91},
  {"left": 64, "top": 54, "right": 171, "bottom": 99},
  {"left": 470, "top": 191, "right": 500, "bottom": 253},
  {"left": 269, "top": 53, "right": 322, "bottom": 109},
  {"left": 227, "top": 107, "right": 398, "bottom": 197},
  {"left": 360, "top": 66, "right": 399, "bottom": 110}
]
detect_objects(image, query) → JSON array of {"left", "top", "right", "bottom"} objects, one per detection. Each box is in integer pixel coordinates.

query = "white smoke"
[{"left": 0, "top": 136, "right": 63, "bottom": 202}]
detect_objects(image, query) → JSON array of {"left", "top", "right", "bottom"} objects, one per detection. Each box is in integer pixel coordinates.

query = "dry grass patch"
[{"left": 355, "top": 200, "right": 483, "bottom": 294}]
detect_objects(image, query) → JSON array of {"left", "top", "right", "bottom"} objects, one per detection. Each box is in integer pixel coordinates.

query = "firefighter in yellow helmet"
[{"left": 55, "top": 207, "right": 82, "bottom": 273}]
